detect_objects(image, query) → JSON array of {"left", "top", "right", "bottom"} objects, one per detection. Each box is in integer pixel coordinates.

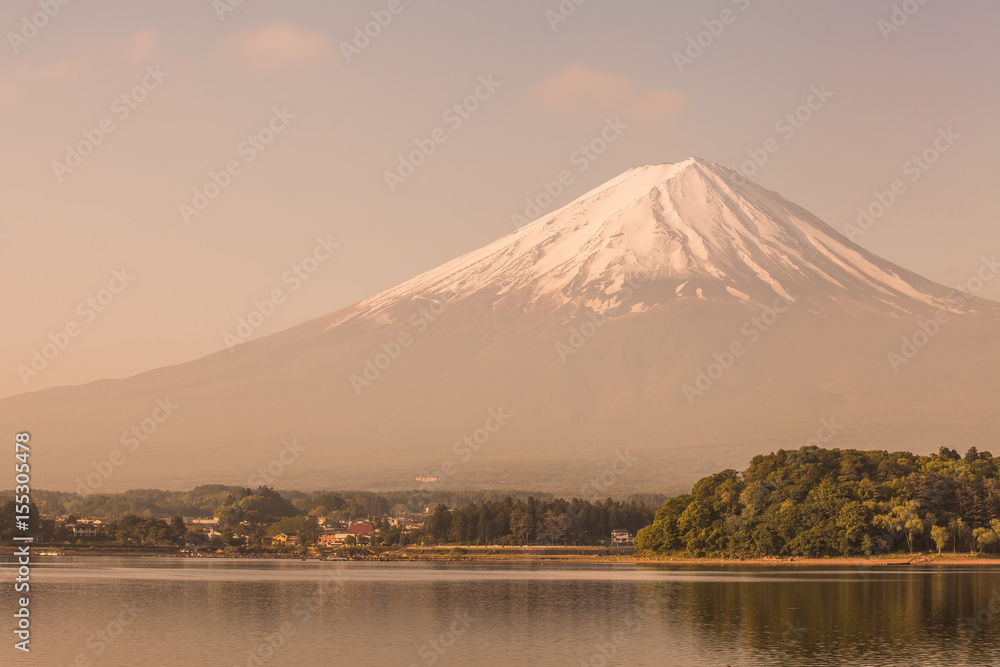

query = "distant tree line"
[
  {"left": 115, "top": 515, "right": 187, "bottom": 546},
  {"left": 0, "top": 499, "right": 190, "bottom": 547},
  {"left": 203, "top": 488, "right": 654, "bottom": 548},
  {"left": 636, "top": 446, "right": 1000, "bottom": 557},
  {"left": 8, "top": 485, "right": 665, "bottom": 522},
  {"left": 4, "top": 484, "right": 661, "bottom": 523},
  {"left": 414, "top": 497, "right": 653, "bottom": 546},
  {"left": 16, "top": 485, "right": 245, "bottom": 520}
]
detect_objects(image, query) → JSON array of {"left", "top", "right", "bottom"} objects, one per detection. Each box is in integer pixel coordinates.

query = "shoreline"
[{"left": 4, "top": 546, "right": 1000, "bottom": 566}]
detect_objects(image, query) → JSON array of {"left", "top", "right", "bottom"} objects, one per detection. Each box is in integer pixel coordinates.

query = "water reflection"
[{"left": 0, "top": 558, "right": 996, "bottom": 666}]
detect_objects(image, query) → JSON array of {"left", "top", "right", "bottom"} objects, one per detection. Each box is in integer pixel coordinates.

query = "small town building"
[
  {"left": 347, "top": 523, "right": 373, "bottom": 536},
  {"left": 69, "top": 520, "right": 101, "bottom": 538},
  {"left": 319, "top": 532, "right": 353, "bottom": 546},
  {"left": 271, "top": 532, "right": 299, "bottom": 546},
  {"left": 611, "top": 529, "right": 633, "bottom": 545}
]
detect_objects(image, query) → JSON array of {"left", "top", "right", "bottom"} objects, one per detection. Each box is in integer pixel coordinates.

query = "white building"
[{"left": 610, "top": 529, "right": 633, "bottom": 545}]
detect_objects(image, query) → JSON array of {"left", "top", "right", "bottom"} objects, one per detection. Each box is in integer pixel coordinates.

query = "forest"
[
  {"left": 14, "top": 485, "right": 665, "bottom": 522},
  {"left": 411, "top": 497, "right": 652, "bottom": 546},
  {"left": 636, "top": 446, "right": 1000, "bottom": 557}
]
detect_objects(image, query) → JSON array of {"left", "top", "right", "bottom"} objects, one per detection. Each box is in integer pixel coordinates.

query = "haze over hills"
[{"left": 6, "top": 158, "right": 999, "bottom": 495}]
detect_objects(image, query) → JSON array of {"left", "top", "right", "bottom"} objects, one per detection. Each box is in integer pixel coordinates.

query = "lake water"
[{"left": 3, "top": 557, "right": 1000, "bottom": 666}]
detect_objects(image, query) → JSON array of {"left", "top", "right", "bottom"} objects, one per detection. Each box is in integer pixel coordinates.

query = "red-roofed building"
[{"left": 347, "top": 523, "right": 373, "bottom": 536}]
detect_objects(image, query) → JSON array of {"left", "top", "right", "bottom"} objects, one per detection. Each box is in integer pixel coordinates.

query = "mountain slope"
[
  {"left": 336, "top": 159, "right": 982, "bottom": 326},
  {"left": 4, "top": 158, "right": 998, "bottom": 494}
]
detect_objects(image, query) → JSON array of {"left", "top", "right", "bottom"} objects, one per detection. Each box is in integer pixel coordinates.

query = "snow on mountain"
[{"left": 333, "top": 158, "right": 970, "bottom": 333}]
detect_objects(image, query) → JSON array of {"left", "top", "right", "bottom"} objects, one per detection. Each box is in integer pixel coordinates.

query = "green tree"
[
  {"left": 266, "top": 516, "right": 320, "bottom": 546},
  {"left": 639, "top": 445, "right": 1000, "bottom": 558},
  {"left": 539, "top": 510, "right": 569, "bottom": 545},
  {"left": 677, "top": 501, "right": 712, "bottom": 556},
  {"left": 170, "top": 516, "right": 187, "bottom": 543},
  {"left": 949, "top": 517, "right": 971, "bottom": 553},
  {"left": 635, "top": 521, "right": 669, "bottom": 553},
  {"left": 875, "top": 500, "right": 923, "bottom": 553},
  {"left": 508, "top": 507, "right": 533, "bottom": 544},
  {"left": 425, "top": 504, "right": 453, "bottom": 543},
  {"left": 973, "top": 527, "right": 998, "bottom": 555},
  {"left": 215, "top": 487, "right": 299, "bottom": 547},
  {"left": 114, "top": 514, "right": 174, "bottom": 546},
  {"left": 930, "top": 525, "right": 950, "bottom": 555},
  {"left": 835, "top": 501, "right": 869, "bottom": 555}
]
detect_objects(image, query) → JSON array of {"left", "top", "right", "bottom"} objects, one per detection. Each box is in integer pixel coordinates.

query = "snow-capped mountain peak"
[{"left": 341, "top": 158, "right": 963, "bottom": 328}]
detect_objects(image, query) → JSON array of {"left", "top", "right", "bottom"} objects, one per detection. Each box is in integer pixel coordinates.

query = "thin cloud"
[
  {"left": 1, "top": 30, "right": 162, "bottom": 107},
  {"left": 534, "top": 64, "right": 685, "bottom": 122},
  {"left": 217, "top": 22, "right": 333, "bottom": 74},
  {"left": 110, "top": 29, "right": 161, "bottom": 63},
  {"left": 0, "top": 28, "right": 163, "bottom": 110}
]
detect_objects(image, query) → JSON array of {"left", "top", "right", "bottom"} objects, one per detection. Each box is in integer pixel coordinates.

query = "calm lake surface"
[{"left": 3, "top": 557, "right": 1000, "bottom": 666}]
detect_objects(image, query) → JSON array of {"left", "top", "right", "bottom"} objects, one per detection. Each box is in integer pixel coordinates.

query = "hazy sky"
[{"left": 2, "top": 0, "right": 997, "bottom": 399}]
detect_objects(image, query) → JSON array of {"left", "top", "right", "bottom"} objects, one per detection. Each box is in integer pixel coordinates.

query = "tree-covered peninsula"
[{"left": 636, "top": 446, "right": 1000, "bottom": 558}]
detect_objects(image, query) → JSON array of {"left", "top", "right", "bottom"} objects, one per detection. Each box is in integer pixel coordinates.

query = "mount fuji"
[{"left": 5, "top": 158, "right": 999, "bottom": 494}]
